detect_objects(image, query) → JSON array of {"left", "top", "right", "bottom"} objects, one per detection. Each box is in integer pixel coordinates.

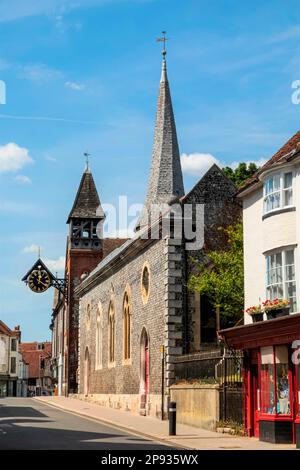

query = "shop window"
[
  {"left": 275, "top": 346, "right": 290, "bottom": 415},
  {"left": 260, "top": 346, "right": 276, "bottom": 414},
  {"left": 259, "top": 345, "right": 291, "bottom": 416}
]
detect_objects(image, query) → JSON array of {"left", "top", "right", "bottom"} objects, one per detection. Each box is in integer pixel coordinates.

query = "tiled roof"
[
  {"left": 239, "top": 130, "right": 300, "bottom": 193},
  {"left": 20, "top": 342, "right": 52, "bottom": 378},
  {"left": 0, "top": 320, "right": 13, "bottom": 336}
]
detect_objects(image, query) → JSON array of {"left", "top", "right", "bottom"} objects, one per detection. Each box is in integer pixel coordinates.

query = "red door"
[{"left": 145, "top": 344, "right": 149, "bottom": 396}]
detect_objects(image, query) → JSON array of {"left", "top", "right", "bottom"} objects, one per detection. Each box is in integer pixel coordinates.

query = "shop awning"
[{"left": 218, "top": 313, "right": 300, "bottom": 350}]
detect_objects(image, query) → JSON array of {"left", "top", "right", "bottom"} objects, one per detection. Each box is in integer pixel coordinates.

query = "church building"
[{"left": 71, "top": 51, "right": 241, "bottom": 417}]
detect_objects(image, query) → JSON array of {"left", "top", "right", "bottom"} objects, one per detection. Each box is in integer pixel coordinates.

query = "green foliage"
[
  {"left": 223, "top": 162, "right": 259, "bottom": 187},
  {"left": 188, "top": 222, "right": 244, "bottom": 327}
]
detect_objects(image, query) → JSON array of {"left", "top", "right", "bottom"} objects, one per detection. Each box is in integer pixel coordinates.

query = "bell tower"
[
  {"left": 65, "top": 163, "right": 105, "bottom": 393},
  {"left": 67, "top": 165, "right": 105, "bottom": 250}
]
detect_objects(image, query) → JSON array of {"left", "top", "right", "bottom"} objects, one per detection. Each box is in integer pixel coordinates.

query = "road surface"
[{"left": 0, "top": 397, "right": 174, "bottom": 450}]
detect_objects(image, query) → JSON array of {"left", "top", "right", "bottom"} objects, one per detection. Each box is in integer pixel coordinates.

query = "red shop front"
[{"left": 219, "top": 313, "right": 300, "bottom": 446}]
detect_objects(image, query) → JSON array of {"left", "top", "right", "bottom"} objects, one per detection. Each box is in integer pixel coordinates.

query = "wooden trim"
[{"left": 219, "top": 313, "right": 300, "bottom": 349}]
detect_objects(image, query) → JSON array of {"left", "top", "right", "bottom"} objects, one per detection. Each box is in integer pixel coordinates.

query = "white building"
[
  {"left": 220, "top": 130, "right": 300, "bottom": 446},
  {"left": 0, "top": 322, "right": 28, "bottom": 397},
  {"left": 241, "top": 132, "right": 299, "bottom": 321}
]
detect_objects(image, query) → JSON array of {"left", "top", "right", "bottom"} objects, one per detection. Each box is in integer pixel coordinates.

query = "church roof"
[
  {"left": 67, "top": 168, "right": 104, "bottom": 223},
  {"left": 137, "top": 55, "right": 184, "bottom": 229},
  {"left": 239, "top": 129, "right": 300, "bottom": 194}
]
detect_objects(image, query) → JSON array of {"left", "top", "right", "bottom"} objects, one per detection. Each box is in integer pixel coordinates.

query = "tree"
[
  {"left": 223, "top": 162, "right": 259, "bottom": 188},
  {"left": 188, "top": 222, "right": 244, "bottom": 328}
]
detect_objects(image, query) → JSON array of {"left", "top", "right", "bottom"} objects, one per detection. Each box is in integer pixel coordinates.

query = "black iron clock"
[
  {"left": 28, "top": 267, "right": 51, "bottom": 293},
  {"left": 22, "top": 258, "right": 66, "bottom": 298}
]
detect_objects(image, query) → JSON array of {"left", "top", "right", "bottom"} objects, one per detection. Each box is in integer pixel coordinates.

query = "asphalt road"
[{"left": 0, "top": 397, "right": 174, "bottom": 450}]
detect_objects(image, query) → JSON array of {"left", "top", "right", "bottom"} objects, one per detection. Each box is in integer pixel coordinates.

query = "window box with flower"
[
  {"left": 246, "top": 305, "right": 264, "bottom": 323},
  {"left": 263, "top": 299, "right": 290, "bottom": 320}
]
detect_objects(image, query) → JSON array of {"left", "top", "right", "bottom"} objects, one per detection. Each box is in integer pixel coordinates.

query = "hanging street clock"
[
  {"left": 28, "top": 267, "right": 52, "bottom": 293},
  {"left": 22, "top": 258, "right": 66, "bottom": 297}
]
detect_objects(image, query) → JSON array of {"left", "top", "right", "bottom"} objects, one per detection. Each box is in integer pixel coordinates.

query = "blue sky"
[{"left": 1, "top": 0, "right": 300, "bottom": 341}]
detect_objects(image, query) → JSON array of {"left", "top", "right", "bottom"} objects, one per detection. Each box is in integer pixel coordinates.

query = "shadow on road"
[{"left": 0, "top": 400, "right": 170, "bottom": 450}]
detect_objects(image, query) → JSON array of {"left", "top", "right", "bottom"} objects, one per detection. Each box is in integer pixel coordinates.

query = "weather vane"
[
  {"left": 156, "top": 30, "right": 168, "bottom": 57},
  {"left": 84, "top": 151, "right": 91, "bottom": 169}
]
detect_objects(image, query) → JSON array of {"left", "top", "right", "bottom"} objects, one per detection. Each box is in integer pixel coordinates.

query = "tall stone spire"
[{"left": 137, "top": 49, "right": 184, "bottom": 230}]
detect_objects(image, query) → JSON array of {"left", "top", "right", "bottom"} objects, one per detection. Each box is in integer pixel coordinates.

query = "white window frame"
[
  {"left": 265, "top": 247, "right": 297, "bottom": 313},
  {"left": 263, "top": 170, "right": 294, "bottom": 215}
]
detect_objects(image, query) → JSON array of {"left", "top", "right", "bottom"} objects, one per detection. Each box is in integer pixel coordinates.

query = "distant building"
[
  {"left": 19, "top": 341, "right": 52, "bottom": 395},
  {"left": 0, "top": 322, "right": 28, "bottom": 397}
]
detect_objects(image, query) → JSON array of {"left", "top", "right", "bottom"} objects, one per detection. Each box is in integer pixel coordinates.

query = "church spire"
[{"left": 137, "top": 39, "right": 184, "bottom": 230}]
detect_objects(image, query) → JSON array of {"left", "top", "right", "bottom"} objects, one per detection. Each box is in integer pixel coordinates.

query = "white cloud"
[
  {"left": 181, "top": 152, "right": 267, "bottom": 178},
  {"left": 65, "top": 81, "right": 85, "bottom": 91},
  {"left": 23, "top": 244, "right": 41, "bottom": 254},
  {"left": 0, "top": 113, "right": 100, "bottom": 125},
  {"left": 0, "top": 142, "right": 33, "bottom": 173},
  {"left": 0, "top": 1, "right": 119, "bottom": 23},
  {"left": 18, "top": 63, "right": 62, "bottom": 82},
  {"left": 43, "top": 256, "right": 65, "bottom": 273},
  {"left": 14, "top": 174, "right": 32, "bottom": 184},
  {"left": 0, "top": 201, "right": 34, "bottom": 214},
  {"left": 181, "top": 153, "right": 221, "bottom": 177},
  {"left": 0, "top": 58, "right": 10, "bottom": 70},
  {"left": 45, "top": 155, "right": 57, "bottom": 162}
]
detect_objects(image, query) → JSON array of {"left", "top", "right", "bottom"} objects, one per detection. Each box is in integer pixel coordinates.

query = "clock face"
[{"left": 28, "top": 268, "right": 51, "bottom": 293}]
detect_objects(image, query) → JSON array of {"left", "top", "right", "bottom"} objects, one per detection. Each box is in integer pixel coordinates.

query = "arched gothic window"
[
  {"left": 123, "top": 292, "right": 131, "bottom": 361},
  {"left": 86, "top": 304, "right": 91, "bottom": 330},
  {"left": 108, "top": 301, "right": 115, "bottom": 364},
  {"left": 95, "top": 304, "right": 103, "bottom": 369}
]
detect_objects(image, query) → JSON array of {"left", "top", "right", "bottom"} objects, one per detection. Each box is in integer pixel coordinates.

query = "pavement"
[
  {"left": 0, "top": 397, "right": 173, "bottom": 450},
  {"left": 34, "top": 395, "right": 297, "bottom": 450}
]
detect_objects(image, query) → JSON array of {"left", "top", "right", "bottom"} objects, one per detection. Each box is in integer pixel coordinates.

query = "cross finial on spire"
[
  {"left": 84, "top": 151, "right": 91, "bottom": 171},
  {"left": 156, "top": 30, "right": 168, "bottom": 57},
  {"left": 38, "top": 246, "right": 41, "bottom": 258}
]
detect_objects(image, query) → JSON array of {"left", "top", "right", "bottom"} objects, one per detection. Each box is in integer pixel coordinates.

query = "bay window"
[
  {"left": 266, "top": 248, "right": 297, "bottom": 312},
  {"left": 263, "top": 171, "right": 293, "bottom": 215}
]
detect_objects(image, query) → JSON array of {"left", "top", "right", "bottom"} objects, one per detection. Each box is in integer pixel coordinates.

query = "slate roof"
[
  {"left": 102, "top": 238, "right": 128, "bottom": 257},
  {"left": 137, "top": 56, "right": 184, "bottom": 229},
  {"left": 239, "top": 129, "right": 300, "bottom": 194},
  {"left": 67, "top": 168, "right": 104, "bottom": 223}
]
